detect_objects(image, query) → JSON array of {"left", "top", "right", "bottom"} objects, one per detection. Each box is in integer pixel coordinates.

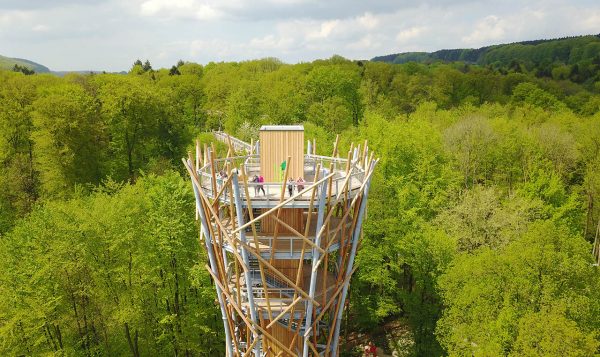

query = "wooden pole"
[
  {"left": 231, "top": 172, "right": 335, "bottom": 235},
  {"left": 240, "top": 165, "right": 274, "bottom": 329},
  {"left": 270, "top": 156, "right": 291, "bottom": 264},
  {"left": 332, "top": 134, "right": 340, "bottom": 157},
  {"left": 288, "top": 164, "right": 321, "bottom": 331}
]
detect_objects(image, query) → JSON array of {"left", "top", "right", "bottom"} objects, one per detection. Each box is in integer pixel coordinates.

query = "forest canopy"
[{"left": 0, "top": 52, "right": 599, "bottom": 356}]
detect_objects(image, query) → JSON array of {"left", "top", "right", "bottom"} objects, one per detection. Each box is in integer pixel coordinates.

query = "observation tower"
[{"left": 183, "top": 125, "right": 377, "bottom": 356}]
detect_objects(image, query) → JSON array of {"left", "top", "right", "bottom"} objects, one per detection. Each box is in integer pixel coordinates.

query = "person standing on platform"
[
  {"left": 251, "top": 175, "right": 259, "bottom": 196},
  {"left": 287, "top": 177, "right": 294, "bottom": 197},
  {"left": 220, "top": 171, "right": 228, "bottom": 195},
  {"left": 296, "top": 177, "right": 305, "bottom": 192},
  {"left": 258, "top": 175, "right": 266, "bottom": 195}
]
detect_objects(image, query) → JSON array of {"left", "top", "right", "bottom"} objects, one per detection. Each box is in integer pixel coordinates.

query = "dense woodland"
[
  {"left": 1, "top": 51, "right": 600, "bottom": 356},
  {"left": 373, "top": 34, "right": 600, "bottom": 86}
]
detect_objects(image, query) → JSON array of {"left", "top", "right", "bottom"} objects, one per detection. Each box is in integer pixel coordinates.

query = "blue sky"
[{"left": 1, "top": 0, "right": 599, "bottom": 71}]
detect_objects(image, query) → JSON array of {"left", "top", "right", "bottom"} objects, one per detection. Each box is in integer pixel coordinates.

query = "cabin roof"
[{"left": 259, "top": 125, "right": 304, "bottom": 131}]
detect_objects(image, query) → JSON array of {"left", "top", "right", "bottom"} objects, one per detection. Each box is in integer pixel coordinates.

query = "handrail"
[
  {"left": 195, "top": 153, "right": 367, "bottom": 208},
  {"left": 305, "top": 153, "right": 348, "bottom": 163},
  {"left": 213, "top": 131, "right": 252, "bottom": 153},
  {"left": 213, "top": 154, "right": 256, "bottom": 162},
  {"left": 197, "top": 168, "right": 365, "bottom": 206}
]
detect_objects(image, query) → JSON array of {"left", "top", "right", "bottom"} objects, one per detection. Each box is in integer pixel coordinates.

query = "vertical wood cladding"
[
  {"left": 267, "top": 321, "right": 303, "bottom": 355},
  {"left": 261, "top": 208, "right": 304, "bottom": 235},
  {"left": 259, "top": 127, "right": 304, "bottom": 182}
]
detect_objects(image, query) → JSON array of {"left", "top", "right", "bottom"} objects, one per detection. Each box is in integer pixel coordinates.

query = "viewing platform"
[
  {"left": 229, "top": 264, "right": 337, "bottom": 318},
  {"left": 183, "top": 125, "right": 378, "bottom": 357},
  {"left": 195, "top": 153, "right": 369, "bottom": 209},
  {"left": 215, "top": 214, "right": 352, "bottom": 259}
]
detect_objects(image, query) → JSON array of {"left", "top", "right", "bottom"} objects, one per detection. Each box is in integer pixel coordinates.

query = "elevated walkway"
[
  {"left": 230, "top": 262, "right": 338, "bottom": 319},
  {"left": 196, "top": 153, "right": 367, "bottom": 209},
  {"left": 214, "top": 213, "right": 353, "bottom": 259},
  {"left": 184, "top": 128, "right": 377, "bottom": 357},
  {"left": 213, "top": 131, "right": 253, "bottom": 153}
]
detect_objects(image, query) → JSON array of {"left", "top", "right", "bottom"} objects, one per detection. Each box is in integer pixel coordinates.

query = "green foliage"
[
  {"left": 12, "top": 64, "right": 35, "bottom": 75},
  {"left": 32, "top": 81, "right": 104, "bottom": 198},
  {"left": 511, "top": 310, "right": 599, "bottom": 356},
  {"left": 373, "top": 34, "right": 600, "bottom": 85},
  {"left": 0, "top": 173, "right": 222, "bottom": 356},
  {"left": 435, "top": 186, "right": 538, "bottom": 252},
  {"left": 1, "top": 48, "right": 600, "bottom": 355},
  {"left": 0, "top": 53, "right": 50, "bottom": 73},
  {"left": 436, "top": 221, "right": 600, "bottom": 356},
  {"left": 511, "top": 82, "right": 567, "bottom": 111}
]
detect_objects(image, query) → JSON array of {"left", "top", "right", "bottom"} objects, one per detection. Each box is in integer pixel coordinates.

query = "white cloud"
[
  {"left": 357, "top": 12, "right": 378, "bottom": 29},
  {"left": 249, "top": 34, "right": 295, "bottom": 51},
  {"left": 1, "top": 0, "right": 600, "bottom": 71},
  {"left": 396, "top": 26, "right": 426, "bottom": 43},
  {"left": 346, "top": 34, "right": 384, "bottom": 52},
  {"left": 0, "top": 10, "right": 34, "bottom": 29},
  {"left": 306, "top": 20, "right": 341, "bottom": 40},
  {"left": 140, "top": 0, "right": 223, "bottom": 20},
  {"left": 571, "top": 8, "right": 600, "bottom": 33},
  {"left": 32, "top": 24, "right": 50, "bottom": 32},
  {"left": 461, "top": 15, "right": 507, "bottom": 45}
]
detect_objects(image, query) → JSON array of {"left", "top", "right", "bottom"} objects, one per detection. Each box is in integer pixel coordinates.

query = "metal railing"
[
  {"left": 196, "top": 153, "right": 366, "bottom": 206},
  {"left": 213, "top": 131, "right": 253, "bottom": 153}
]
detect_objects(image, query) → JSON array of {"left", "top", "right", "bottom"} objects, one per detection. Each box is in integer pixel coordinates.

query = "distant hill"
[
  {"left": 0, "top": 54, "right": 50, "bottom": 73},
  {"left": 372, "top": 34, "right": 600, "bottom": 69}
]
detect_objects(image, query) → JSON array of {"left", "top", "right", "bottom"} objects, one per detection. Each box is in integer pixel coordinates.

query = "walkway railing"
[
  {"left": 213, "top": 131, "right": 253, "bottom": 153},
  {"left": 196, "top": 156, "right": 365, "bottom": 208}
]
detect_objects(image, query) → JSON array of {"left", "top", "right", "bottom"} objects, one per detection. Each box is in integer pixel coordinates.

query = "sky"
[{"left": 1, "top": 0, "right": 599, "bottom": 72}]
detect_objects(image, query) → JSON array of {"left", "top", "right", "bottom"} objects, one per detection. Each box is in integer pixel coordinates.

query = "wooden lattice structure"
[{"left": 183, "top": 125, "right": 377, "bottom": 356}]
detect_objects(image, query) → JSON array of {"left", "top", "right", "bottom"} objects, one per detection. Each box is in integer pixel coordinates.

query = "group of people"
[
  {"left": 287, "top": 177, "right": 305, "bottom": 197},
  {"left": 363, "top": 341, "right": 378, "bottom": 356},
  {"left": 220, "top": 172, "right": 307, "bottom": 198},
  {"left": 251, "top": 175, "right": 266, "bottom": 195}
]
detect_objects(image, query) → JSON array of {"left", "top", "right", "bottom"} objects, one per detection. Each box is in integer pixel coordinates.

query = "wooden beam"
[
  {"left": 195, "top": 139, "right": 201, "bottom": 171},
  {"left": 237, "top": 239, "right": 320, "bottom": 307},
  {"left": 244, "top": 337, "right": 258, "bottom": 357},
  {"left": 270, "top": 156, "right": 291, "bottom": 264},
  {"left": 314, "top": 265, "right": 357, "bottom": 324},
  {"left": 312, "top": 161, "right": 377, "bottom": 271},
  {"left": 266, "top": 296, "right": 303, "bottom": 329},
  {"left": 306, "top": 340, "right": 320, "bottom": 356},
  {"left": 183, "top": 159, "right": 248, "bottom": 272},
  {"left": 332, "top": 134, "right": 340, "bottom": 157},
  {"left": 205, "top": 264, "right": 257, "bottom": 335},
  {"left": 231, "top": 172, "right": 335, "bottom": 235},
  {"left": 226, "top": 134, "right": 235, "bottom": 156},
  {"left": 240, "top": 164, "right": 274, "bottom": 325},
  {"left": 288, "top": 163, "right": 321, "bottom": 330},
  {"left": 269, "top": 214, "right": 325, "bottom": 255},
  {"left": 288, "top": 311, "right": 305, "bottom": 352}
]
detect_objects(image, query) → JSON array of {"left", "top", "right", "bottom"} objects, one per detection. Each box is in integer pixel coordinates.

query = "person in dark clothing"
[
  {"left": 251, "top": 175, "right": 259, "bottom": 196},
  {"left": 258, "top": 175, "right": 266, "bottom": 195},
  {"left": 287, "top": 178, "right": 294, "bottom": 197}
]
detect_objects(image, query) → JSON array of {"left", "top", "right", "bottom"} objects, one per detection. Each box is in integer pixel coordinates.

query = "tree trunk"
[
  {"left": 584, "top": 192, "right": 593, "bottom": 239},
  {"left": 54, "top": 324, "right": 63, "bottom": 350},
  {"left": 593, "top": 217, "right": 600, "bottom": 265},
  {"left": 128, "top": 251, "right": 133, "bottom": 288},
  {"left": 124, "top": 323, "right": 140, "bottom": 357},
  {"left": 44, "top": 323, "right": 58, "bottom": 351}
]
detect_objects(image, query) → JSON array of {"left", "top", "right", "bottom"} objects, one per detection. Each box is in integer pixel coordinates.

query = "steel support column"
[
  {"left": 302, "top": 181, "right": 328, "bottom": 357},
  {"left": 330, "top": 161, "right": 375, "bottom": 356},
  {"left": 232, "top": 173, "right": 261, "bottom": 356},
  {"left": 189, "top": 164, "right": 234, "bottom": 357}
]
